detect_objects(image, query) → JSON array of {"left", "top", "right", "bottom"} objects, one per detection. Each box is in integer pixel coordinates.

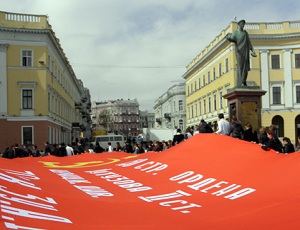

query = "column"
[
  {"left": 0, "top": 43, "right": 8, "bottom": 115},
  {"left": 260, "top": 50, "right": 270, "bottom": 109},
  {"left": 283, "top": 49, "right": 293, "bottom": 108}
]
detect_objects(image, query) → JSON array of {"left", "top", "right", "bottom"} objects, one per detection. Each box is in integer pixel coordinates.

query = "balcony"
[
  {"left": 75, "top": 102, "right": 82, "bottom": 109},
  {"left": 164, "top": 113, "right": 171, "bottom": 119},
  {"left": 156, "top": 118, "right": 162, "bottom": 124}
]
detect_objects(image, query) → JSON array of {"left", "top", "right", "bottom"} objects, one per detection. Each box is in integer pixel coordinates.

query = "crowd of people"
[
  {"left": 213, "top": 113, "right": 296, "bottom": 154},
  {"left": 1, "top": 113, "right": 299, "bottom": 159},
  {"left": 0, "top": 141, "right": 86, "bottom": 159}
]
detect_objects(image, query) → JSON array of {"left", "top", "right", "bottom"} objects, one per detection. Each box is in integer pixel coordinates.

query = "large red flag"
[{"left": 1, "top": 134, "right": 300, "bottom": 229}]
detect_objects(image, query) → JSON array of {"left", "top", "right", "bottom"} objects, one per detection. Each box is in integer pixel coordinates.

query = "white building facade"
[{"left": 153, "top": 83, "right": 186, "bottom": 131}]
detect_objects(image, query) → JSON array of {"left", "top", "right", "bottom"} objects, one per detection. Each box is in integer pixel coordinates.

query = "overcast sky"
[{"left": 2, "top": 0, "right": 300, "bottom": 110}]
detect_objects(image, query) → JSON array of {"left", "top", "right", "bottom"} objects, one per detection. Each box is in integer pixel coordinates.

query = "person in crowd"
[
  {"left": 75, "top": 142, "right": 85, "bottom": 154},
  {"left": 133, "top": 143, "right": 139, "bottom": 154},
  {"left": 193, "top": 125, "right": 200, "bottom": 135},
  {"left": 94, "top": 141, "right": 104, "bottom": 153},
  {"left": 107, "top": 142, "right": 114, "bottom": 152},
  {"left": 31, "top": 145, "right": 40, "bottom": 157},
  {"left": 145, "top": 143, "right": 153, "bottom": 152},
  {"left": 21, "top": 144, "right": 32, "bottom": 157},
  {"left": 185, "top": 127, "right": 193, "bottom": 139},
  {"left": 258, "top": 126, "right": 269, "bottom": 145},
  {"left": 153, "top": 140, "right": 162, "bottom": 152},
  {"left": 14, "top": 143, "right": 23, "bottom": 158},
  {"left": 44, "top": 142, "right": 52, "bottom": 156},
  {"left": 124, "top": 141, "right": 133, "bottom": 153},
  {"left": 58, "top": 143, "right": 67, "bottom": 157},
  {"left": 282, "top": 137, "right": 295, "bottom": 154},
  {"left": 199, "top": 119, "right": 213, "bottom": 133},
  {"left": 162, "top": 141, "right": 169, "bottom": 151},
  {"left": 66, "top": 143, "right": 74, "bottom": 156},
  {"left": 215, "top": 113, "right": 230, "bottom": 135},
  {"left": 260, "top": 130, "right": 282, "bottom": 152},
  {"left": 137, "top": 143, "right": 145, "bottom": 154},
  {"left": 115, "top": 142, "right": 122, "bottom": 151},
  {"left": 172, "top": 128, "right": 185, "bottom": 145},
  {"left": 52, "top": 144, "right": 60, "bottom": 156},
  {"left": 229, "top": 115, "right": 244, "bottom": 139},
  {"left": 296, "top": 136, "right": 300, "bottom": 152},
  {"left": 3, "top": 145, "right": 15, "bottom": 159},
  {"left": 269, "top": 124, "right": 283, "bottom": 149},
  {"left": 167, "top": 140, "right": 173, "bottom": 148},
  {"left": 243, "top": 122, "right": 258, "bottom": 143}
]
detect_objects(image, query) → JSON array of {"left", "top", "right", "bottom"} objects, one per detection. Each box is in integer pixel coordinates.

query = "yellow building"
[
  {"left": 183, "top": 20, "right": 300, "bottom": 144},
  {"left": 0, "top": 11, "right": 91, "bottom": 151}
]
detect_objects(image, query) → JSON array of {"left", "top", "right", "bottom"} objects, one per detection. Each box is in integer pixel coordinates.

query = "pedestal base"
[{"left": 223, "top": 87, "right": 266, "bottom": 131}]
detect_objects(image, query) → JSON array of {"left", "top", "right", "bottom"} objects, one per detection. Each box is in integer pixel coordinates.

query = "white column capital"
[
  {"left": 259, "top": 49, "right": 269, "bottom": 54},
  {"left": 0, "top": 44, "right": 8, "bottom": 52},
  {"left": 282, "top": 48, "right": 292, "bottom": 53}
]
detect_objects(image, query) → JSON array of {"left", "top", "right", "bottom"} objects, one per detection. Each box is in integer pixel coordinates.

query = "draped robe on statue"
[{"left": 228, "top": 29, "right": 253, "bottom": 86}]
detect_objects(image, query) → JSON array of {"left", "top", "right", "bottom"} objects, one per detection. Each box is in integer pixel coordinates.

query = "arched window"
[{"left": 271, "top": 115, "right": 284, "bottom": 137}]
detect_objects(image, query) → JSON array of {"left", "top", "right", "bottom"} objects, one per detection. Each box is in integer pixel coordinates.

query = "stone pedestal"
[{"left": 223, "top": 87, "right": 266, "bottom": 131}]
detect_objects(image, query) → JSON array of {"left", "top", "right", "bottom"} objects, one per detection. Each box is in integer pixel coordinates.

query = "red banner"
[{"left": 1, "top": 134, "right": 300, "bottom": 229}]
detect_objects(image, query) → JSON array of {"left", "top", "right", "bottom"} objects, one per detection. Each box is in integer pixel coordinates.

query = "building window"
[
  {"left": 199, "top": 101, "right": 202, "bottom": 115},
  {"left": 203, "top": 75, "right": 206, "bottom": 86},
  {"left": 272, "top": 86, "right": 281, "bottom": 104},
  {"left": 21, "top": 50, "right": 33, "bottom": 67},
  {"left": 295, "top": 54, "right": 300, "bottom": 68},
  {"left": 203, "top": 99, "right": 206, "bottom": 114},
  {"left": 271, "top": 54, "right": 280, "bottom": 69},
  {"left": 194, "top": 81, "right": 197, "bottom": 92},
  {"left": 195, "top": 103, "right": 197, "bottom": 117},
  {"left": 219, "top": 63, "right": 222, "bottom": 76},
  {"left": 225, "top": 58, "right": 229, "bottom": 73},
  {"left": 214, "top": 94, "right": 217, "bottom": 111},
  {"left": 213, "top": 67, "right": 216, "bottom": 80},
  {"left": 296, "top": 85, "right": 300, "bottom": 103},
  {"left": 179, "top": 119, "right": 183, "bottom": 131},
  {"left": 179, "top": 100, "right": 183, "bottom": 111},
  {"left": 22, "top": 89, "right": 33, "bottom": 109},
  {"left": 208, "top": 71, "right": 211, "bottom": 83},
  {"left": 191, "top": 105, "right": 194, "bottom": 118},
  {"left": 22, "top": 126, "right": 33, "bottom": 145},
  {"left": 219, "top": 91, "right": 223, "bottom": 109},
  {"left": 198, "top": 78, "right": 201, "bottom": 88},
  {"left": 208, "top": 96, "right": 211, "bottom": 113}
]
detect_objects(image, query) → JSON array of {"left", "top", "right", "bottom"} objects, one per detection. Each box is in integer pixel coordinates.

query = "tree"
[{"left": 98, "top": 109, "right": 113, "bottom": 131}]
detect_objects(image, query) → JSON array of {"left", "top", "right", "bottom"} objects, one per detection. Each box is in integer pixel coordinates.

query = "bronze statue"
[{"left": 226, "top": 19, "right": 256, "bottom": 87}]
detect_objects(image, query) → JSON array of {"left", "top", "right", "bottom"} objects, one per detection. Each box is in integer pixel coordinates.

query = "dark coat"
[
  {"left": 282, "top": 143, "right": 295, "bottom": 154},
  {"left": 172, "top": 134, "right": 185, "bottom": 145},
  {"left": 199, "top": 122, "right": 213, "bottom": 133},
  {"left": 94, "top": 145, "right": 104, "bottom": 153},
  {"left": 259, "top": 132, "right": 269, "bottom": 145},
  {"left": 261, "top": 138, "right": 282, "bottom": 152},
  {"left": 229, "top": 121, "right": 244, "bottom": 139},
  {"left": 243, "top": 128, "right": 258, "bottom": 143}
]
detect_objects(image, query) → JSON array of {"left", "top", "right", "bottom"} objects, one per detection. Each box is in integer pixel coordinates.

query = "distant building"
[
  {"left": 0, "top": 11, "right": 91, "bottom": 151},
  {"left": 91, "top": 99, "right": 140, "bottom": 137},
  {"left": 139, "top": 110, "right": 155, "bottom": 130},
  {"left": 153, "top": 83, "right": 186, "bottom": 131},
  {"left": 183, "top": 19, "right": 300, "bottom": 143}
]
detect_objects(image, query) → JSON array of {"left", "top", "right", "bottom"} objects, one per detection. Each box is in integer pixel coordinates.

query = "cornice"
[{"left": 251, "top": 33, "right": 300, "bottom": 40}]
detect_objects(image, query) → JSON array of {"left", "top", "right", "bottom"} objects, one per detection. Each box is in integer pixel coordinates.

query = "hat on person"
[{"left": 200, "top": 119, "right": 205, "bottom": 123}]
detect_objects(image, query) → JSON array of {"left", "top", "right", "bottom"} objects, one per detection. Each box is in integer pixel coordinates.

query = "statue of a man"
[{"left": 226, "top": 19, "right": 256, "bottom": 87}]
